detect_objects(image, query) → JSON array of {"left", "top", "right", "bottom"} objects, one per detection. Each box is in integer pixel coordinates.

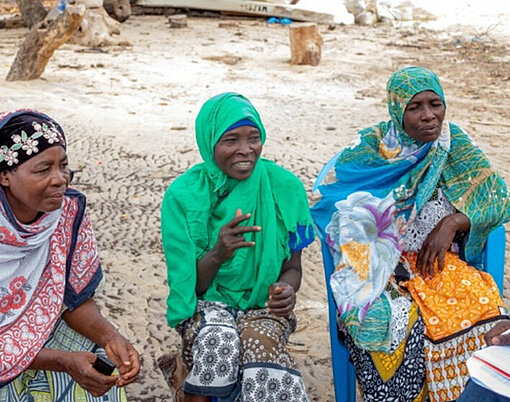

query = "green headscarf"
[{"left": 161, "top": 93, "right": 314, "bottom": 327}]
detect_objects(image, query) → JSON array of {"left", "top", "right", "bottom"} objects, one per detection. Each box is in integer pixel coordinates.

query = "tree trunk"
[
  {"left": 6, "top": 4, "right": 86, "bottom": 81},
  {"left": 16, "top": 0, "right": 47, "bottom": 28},
  {"left": 289, "top": 22, "right": 323, "bottom": 66}
]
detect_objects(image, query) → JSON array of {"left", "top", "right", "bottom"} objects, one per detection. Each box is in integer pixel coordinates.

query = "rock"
[
  {"left": 168, "top": 14, "right": 187, "bottom": 28},
  {"left": 71, "top": 5, "right": 121, "bottom": 46},
  {"left": 355, "top": 11, "right": 377, "bottom": 25},
  {"left": 103, "top": 0, "right": 131, "bottom": 22}
]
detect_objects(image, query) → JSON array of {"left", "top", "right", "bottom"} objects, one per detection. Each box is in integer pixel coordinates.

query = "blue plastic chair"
[{"left": 322, "top": 225, "right": 506, "bottom": 402}]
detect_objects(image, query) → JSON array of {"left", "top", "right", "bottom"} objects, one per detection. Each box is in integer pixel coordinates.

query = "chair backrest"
[
  {"left": 321, "top": 239, "right": 357, "bottom": 402},
  {"left": 482, "top": 225, "right": 506, "bottom": 294}
]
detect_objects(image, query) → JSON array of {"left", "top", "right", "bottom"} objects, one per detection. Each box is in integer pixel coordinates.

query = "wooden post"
[
  {"left": 289, "top": 22, "right": 323, "bottom": 66},
  {"left": 168, "top": 14, "right": 187, "bottom": 28},
  {"left": 6, "top": 4, "right": 85, "bottom": 81}
]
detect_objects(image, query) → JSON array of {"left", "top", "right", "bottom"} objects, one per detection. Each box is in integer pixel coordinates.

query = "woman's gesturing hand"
[
  {"left": 104, "top": 334, "right": 140, "bottom": 387},
  {"left": 63, "top": 351, "right": 118, "bottom": 397},
  {"left": 267, "top": 282, "right": 296, "bottom": 317},
  {"left": 196, "top": 208, "right": 262, "bottom": 295},
  {"left": 211, "top": 209, "right": 261, "bottom": 262},
  {"left": 417, "top": 212, "right": 470, "bottom": 278}
]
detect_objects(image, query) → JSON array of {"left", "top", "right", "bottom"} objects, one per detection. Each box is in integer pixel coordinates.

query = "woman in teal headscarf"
[
  {"left": 312, "top": 67, "right": 510, "bottom": 401},
  {"left": 160, "top": 93, "right": 314, "bottom": 401}
]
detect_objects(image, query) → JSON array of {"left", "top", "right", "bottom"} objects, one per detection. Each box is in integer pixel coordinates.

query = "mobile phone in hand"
[{"left": 92, "top": 355, "right": 116, "bottom": 376}]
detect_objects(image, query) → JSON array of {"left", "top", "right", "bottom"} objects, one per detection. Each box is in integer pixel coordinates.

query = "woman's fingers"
[
  {"left": 105, "top": 340, "right": 140, "bottom": 387},
  {"left": 416, "top": 246, "right": 425, "bottom": 272},
  {"left": 121, "top": 348, "right": 140, "bottom": 383},
  {"left": 486, "top": 320, "right": 510, "bottom": 345},
  {"left": 426, "top": 250, "right": 436, "bottom": 278},
  {"left": 418, "top": 241, "right": 448, "bottom": 279},
  {"left": 230, "top": 225, "right": 261, "bottom": 236},
  {"left": 228, "top": 211, "right": 251, "bottom": 227},
  {"left": 232, "top": 241, "right": 256, "bottom": 250},
  {"left": 437, "top": 249, "right": 446, "bottom": 273},
  {"left": 106, "top": 346, "right": 130, "bottom": 373},
  {"left": 269, "top": 286, "right": 292, "bottom": 300},
  {"left": 267, "top": 295, "right": 294, "bottom": 309},
  {"left": 417, "top": 247, "right": 429, "bottom": 277},
  {"left": 267, "top": 283, "right": 295, "bottom": 316},
  {"left": 267, "top": 298, "right": 294, "bottom": 316},
  {"left": 69, "top": 352, "right": 117, "bottom": 396}
]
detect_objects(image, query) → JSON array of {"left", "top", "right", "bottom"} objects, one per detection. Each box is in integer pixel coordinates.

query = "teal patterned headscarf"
[
  {"left": 311, "top": 66, "right": 510, "bottom": 351},
  {"left": 387, "top": 66, "right": 445, "bottom": 139}
]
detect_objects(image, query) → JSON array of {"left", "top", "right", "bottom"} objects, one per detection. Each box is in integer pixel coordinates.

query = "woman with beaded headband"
[
  {"left": 311, "top": 67, "right": 510, "bottom": 401},
  {"left": 0, "top": 110, "right": 140, "bottom": 401}
]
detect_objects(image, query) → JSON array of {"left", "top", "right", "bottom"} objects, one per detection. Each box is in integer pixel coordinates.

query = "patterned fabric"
[
  {"left": 161, "top": 93, "right": 314, "bottom": 327},
  {"left": 341, "top": 303, "right": 428, "bottom": 401},
  {"left": 310, "top": 66, "right": 510, "bottom": 351},
  {"left": 0, "top": 110, "right": 66, "bottom": 170},
  {"left": 330, "top": 189, "right": 507, "bottom": 401},
  {"left": 0, "top": 318, "right": 126, "bottom": 401},
  {"left": 403, "top": 188, "right": 456, "bottom": 252},
  {"left": 0, "top": 189, "right": 62, "bottom": 328},
  {"left": 424, "top": 320, "right": 501, "bottom": 402},
  {"left": 0, "top": 188, "right": 103, "bottom": 383},
  {"left": 177, "top": 301, "right": 309, "bottom": 401},
  {"left": 404, "top": 251, "right": 505, "bottom": 341}
]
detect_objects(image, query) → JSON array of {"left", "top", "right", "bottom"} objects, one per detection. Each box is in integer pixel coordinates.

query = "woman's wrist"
[
  {"left": 444, "top": 212, "right": 470, "bottom": 233},
  {"left": 98, "top": 324, "right": 123, "bottom": 349},
  {"left": 208, "top": 246, "right": 226, "bottom": 266}
]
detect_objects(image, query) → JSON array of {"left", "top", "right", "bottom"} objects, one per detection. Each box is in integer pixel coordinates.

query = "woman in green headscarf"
[
  {"left": 160, "top": 93, "right": 314, "bottom": 401},
  {"left": 312, "top": 67, "right": 510, "bottom": 401}
]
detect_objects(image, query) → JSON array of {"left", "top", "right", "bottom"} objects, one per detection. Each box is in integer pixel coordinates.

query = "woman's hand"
[
  {"left": 63, "top": 351, "right": 118, "bottom": 397},
  {"left": 62, "top": 298, "right": 140, "bottom": 388},
  {"left": 210, "top": 209, "right": 261, "bottom": 262},
  {"left": 485, "top": 320, "right": 510, "bottom": 346},
  {"left": 104, "top": 334, "right": 140, "bottom": 387},
  {"left": 417, "top": 212, "right": 470, "bottom": 278},
  {"left": 267, "top": 282, "right": 296, "bottom": 317},
  {"left": 196, "top": 209, "right": 261, "bottom": 295}
]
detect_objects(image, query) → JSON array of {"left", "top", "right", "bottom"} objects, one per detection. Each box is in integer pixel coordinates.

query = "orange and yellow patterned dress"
[{"left": 404, "top": 251, "right": 505, "bottom": 401}]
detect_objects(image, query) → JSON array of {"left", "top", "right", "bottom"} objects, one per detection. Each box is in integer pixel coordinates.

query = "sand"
[{"left": 0, "top": 3, "right": 509, "bottom": 400}]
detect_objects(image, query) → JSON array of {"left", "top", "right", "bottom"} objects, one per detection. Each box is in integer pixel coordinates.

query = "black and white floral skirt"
[{"left": 176, "top": 301, "right": 309, "bottom": 402}]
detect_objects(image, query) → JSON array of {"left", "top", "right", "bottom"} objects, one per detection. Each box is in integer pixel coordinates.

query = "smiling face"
[
  {"left": 213, "top": 125, "right": 262, "bottom": 180},
  {"left": 0, "top": 146, "right": 70, "bottom": 223},
  {"left": 403, "top": 90, "right": 446, "bottom": 143}
]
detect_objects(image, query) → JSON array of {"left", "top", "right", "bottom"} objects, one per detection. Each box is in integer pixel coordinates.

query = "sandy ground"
[{"left": 1, "top": 3, "right": 510, "bottom": 401}]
